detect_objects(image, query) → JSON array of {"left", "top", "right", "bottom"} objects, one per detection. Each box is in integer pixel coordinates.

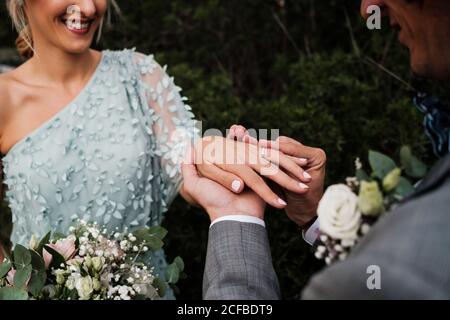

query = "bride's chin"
[{"left": 59, "top": 43, "right": 94, "bottom": 55}]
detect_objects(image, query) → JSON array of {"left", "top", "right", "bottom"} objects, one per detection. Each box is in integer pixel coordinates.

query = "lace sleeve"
[{"left": 133, "top": 52, "right": 198, "bottom": 206}]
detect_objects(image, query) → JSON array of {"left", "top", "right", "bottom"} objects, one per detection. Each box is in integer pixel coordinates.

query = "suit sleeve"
[{"left": 203, "top": 221, "right": 281, "bottom": 300}]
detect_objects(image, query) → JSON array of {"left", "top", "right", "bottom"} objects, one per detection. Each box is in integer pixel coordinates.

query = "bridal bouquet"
[
  {"left": 314, "top": 146, "right": 428, "bottom": 265},
  {"left": 0, "top": 221, "right": 184, "bottom": 300}
]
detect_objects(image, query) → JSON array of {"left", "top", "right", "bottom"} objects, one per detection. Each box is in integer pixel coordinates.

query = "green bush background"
[{"left": 1, "top": 0, "right": 448, "bottom": 299}]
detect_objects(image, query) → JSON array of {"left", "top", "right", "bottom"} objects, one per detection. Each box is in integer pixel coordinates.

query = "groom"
[{"left": 183, "top": 0, "right": 450, "bottom": 299}]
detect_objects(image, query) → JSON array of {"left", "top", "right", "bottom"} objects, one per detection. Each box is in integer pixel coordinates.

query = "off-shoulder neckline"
[{"left": 2, "top": 52, "right": 106, "bottom": 160}]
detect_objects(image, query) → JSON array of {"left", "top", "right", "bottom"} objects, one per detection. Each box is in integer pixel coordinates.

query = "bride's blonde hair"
[
  {"left": 6, "top": 0, "right": 33, "bottom": 59},
  {"left": 6, "top": 0, "right": 121, "bottom": 60}
]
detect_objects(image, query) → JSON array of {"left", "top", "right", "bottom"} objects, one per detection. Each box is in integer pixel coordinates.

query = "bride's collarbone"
[{"left": 0, "top": 77, "right": 63, "bottom": 156}]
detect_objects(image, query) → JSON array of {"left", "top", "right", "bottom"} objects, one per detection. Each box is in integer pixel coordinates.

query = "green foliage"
[
  {"left": 401, "top": 146, "right": 428, "bottom": 179},
  {"left": 1, "top": 0, "right": 448, "bottom": 299},
  {"left": 369, "top": 150, "right": 397, "bottom": 179},
  {"left": 0, "top": 287, "right": 28, "bottom": 300},
  {"left": 28, "top": 250, "right": 47, "bottom": 297},
  {"left": 13, "top": 244, "right": 31, "bottom": 269},
  {"left": 133, "top": 226, "right": 167, "bottom": 251}
]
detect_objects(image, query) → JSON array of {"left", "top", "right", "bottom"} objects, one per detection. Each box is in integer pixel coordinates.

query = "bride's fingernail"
[
  {"left": 299, "top": 158, "right": 308, "bottom": 164},
  {"left": 299, "top": 183, "right": 310, "bottom": 189},
  {"left": 278, "top": 198, "right": 287, "bottom": 206},
  {"left": 303, "top": 171, "right": 312, "bottom": 180},
  {"left": 231, "top": 180, "right": 241, "bottom": 192}
]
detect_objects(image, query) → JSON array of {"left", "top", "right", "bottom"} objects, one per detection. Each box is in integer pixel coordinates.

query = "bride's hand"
[
  {"left": 180, "top": 151, "right": 266, "bottom": 222},
  {"left": 194, "top": 134, "right": 311, "bottom": 209}
]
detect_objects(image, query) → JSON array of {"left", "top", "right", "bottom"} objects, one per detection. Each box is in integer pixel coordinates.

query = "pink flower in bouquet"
[
  {"left": 6, "top": 269, "right": 15, "bottom": 286},
  {"left": 43, "top": 238, "right": 77, "bottom": 268},
  {"left": 6, "top": 269, "right": 31, "bottom": 287}
]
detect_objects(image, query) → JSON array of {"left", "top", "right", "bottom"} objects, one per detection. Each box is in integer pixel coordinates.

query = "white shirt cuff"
[
  {"left": 210, "top": 215, "right": 266, "bottom": 228},
  {"left": 302, "top": 218, "right": 320, "bottom": 246}
]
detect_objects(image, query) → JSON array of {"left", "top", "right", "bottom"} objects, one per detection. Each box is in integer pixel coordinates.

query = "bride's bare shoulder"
[
  {"left": 0, "top": 70, "right": 16, "bottom": 127},
  {"left": 0, "top": 64, "right": 28, "bottom": 106},
  {"left": 0, "top": 72, "right": 10, "bottom": 111},
  {"left": 0, "top": 70, "right": 13, "bottom": 101}
]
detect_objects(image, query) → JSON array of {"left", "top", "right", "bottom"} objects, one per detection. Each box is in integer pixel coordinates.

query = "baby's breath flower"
[{"left": 355, "top": 157, "right": 362, "bottom": 170}]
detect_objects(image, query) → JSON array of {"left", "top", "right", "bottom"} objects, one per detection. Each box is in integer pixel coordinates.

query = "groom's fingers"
[
  {"left": 259, "top": 136, "right": 325, "bottom": 164},
  {"left": 260, "top": 148, "right": 311, "bottom": 183},
  {"left": 276, "top": 136, "right": 323, "bottom": 159},
  {"left": 196, "top": 163, "right": 244, "bottom": 193}
]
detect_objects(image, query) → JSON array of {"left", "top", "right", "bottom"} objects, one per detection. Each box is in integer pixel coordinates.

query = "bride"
[{"left": 0, "top": 0, "right": 310, "bottom": 299}]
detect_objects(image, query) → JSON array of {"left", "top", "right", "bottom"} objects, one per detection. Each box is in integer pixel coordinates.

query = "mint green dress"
[{"left": 1, "top": 49, "right": 197, "bottom": 298}]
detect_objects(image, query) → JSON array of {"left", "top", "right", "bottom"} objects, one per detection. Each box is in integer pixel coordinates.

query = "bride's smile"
[
  {"left": 61, "top": 12, "right": 96, "bottom": 35},
  {"left": 25, "top": 0, "right": 106, "bottom": 54}
]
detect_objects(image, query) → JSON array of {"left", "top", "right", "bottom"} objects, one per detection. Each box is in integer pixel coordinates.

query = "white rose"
[
  {"left": 65, "top": 275, "right": 77, "bottom": 290},
  {"left": 317, "top": 184, "right": 361, "bottom": 240},
  {"left": 76, "top": 276, "right": 94, "bottom": 300},
  {"left": 91, "top": 257, "right": 105, "bottom": 273}
]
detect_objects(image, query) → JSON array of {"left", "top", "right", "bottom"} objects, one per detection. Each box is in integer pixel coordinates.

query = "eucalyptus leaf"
[
  {"left": 407, "top": 157, "right": 427, "bottom": 179},
  {"left": 0, "top": 262, "right": 11, "bottom": 278},
  {"left": 13, "top": 245, "right": 31, "bottom": 269},
  {"left": 165, "top": 263, "right": 180, "bottom": 284},
  {"left": 400, "top": 146, "right": 428, "bottom": 179},
  {"left": 355, "top": 168, "right": 370, "bottom": 182},
  {"left": 133, "top": 228, "right": 165, "bottom": 251},
  {"left": 400, "top": 145, "right": 413, "bottom": 166},
  {"left": 174, "top": 257, "right": 185, "bottom": 272},
  {"left": 27, "top": 269, "right": 46, "bottom": 298},
  {"left": 395, "top": 177, "right": 416, "bottom": 198},
  {"left": 28, "top": 250, "right": 47, "bottom": 297},
  {"left": 13, "top": 264, "right": 32, "bottom": 289},
  {"left": 369, "top": 150, "right": 397, "bottom": 179},
  {"left": 29, "top": 250, "right": 45, "bottom": 273},
  {"left": 144, "top": 238, "right": 164, "bottom": 251},
  {"left": 0, "top": 287, "right": 29, "bottom": 300},
  {"left": 147, "top": 226, "right": 168, "bottom": 240},
  {"left": 152, "top": 277, "right": 167, "bottom": 297}
]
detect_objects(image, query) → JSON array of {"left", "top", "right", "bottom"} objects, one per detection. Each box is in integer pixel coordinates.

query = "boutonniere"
[{"left": 313, "top": 146, "right": 428, "bottom": 265}]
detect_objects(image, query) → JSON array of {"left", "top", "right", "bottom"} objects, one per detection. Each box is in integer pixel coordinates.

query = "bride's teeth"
[{"left": 65, "top": 20, "right": 89, "bottom": 30}]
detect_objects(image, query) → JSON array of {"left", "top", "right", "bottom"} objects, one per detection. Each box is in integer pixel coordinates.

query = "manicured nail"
[
  {"left": 278, "top": 198, "right": 287, "bottom": 206},
  {"left": 299, "top": 183, "right": 310, "bottom": 189},
  {"left": 231, "top": 180, "right": 241, "bottom": 192},
  {"left": 299, "top": 158, "right": 308, "bottom": 164},
  {"left": 303, "top": 171, "right": 312, "bottom": 180}
]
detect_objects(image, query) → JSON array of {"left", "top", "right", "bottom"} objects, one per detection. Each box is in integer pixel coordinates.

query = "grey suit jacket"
[{"left": 203, "top": 154, "right": 450, "bottom": 299}]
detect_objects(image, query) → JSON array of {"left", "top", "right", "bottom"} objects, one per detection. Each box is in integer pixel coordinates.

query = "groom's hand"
[
  {"left": 180, "top": 149, "right": 266, "bottom": 222},
  {"left": 256, "top": 136, "right": 326, "bottom": 228}
]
